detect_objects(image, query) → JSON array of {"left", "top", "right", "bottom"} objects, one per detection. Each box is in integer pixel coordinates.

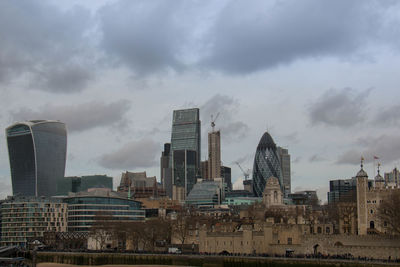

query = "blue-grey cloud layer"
[{"left": 2, "top": 0, "right": 398, "bottom": 93}]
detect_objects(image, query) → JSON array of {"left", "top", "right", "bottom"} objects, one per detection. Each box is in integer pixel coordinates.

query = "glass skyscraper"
[
  {"left": 171, "top": 108, "right": 201, "bottom": 166},
  {"left": 6, "top": 120, "right": 67, "bottom": 197},
  {"left": 252, "top": 132, "right": 283, "bottom": 197},
  {"left": 170, "top": 108, "right": 201, "bottom": 196}
]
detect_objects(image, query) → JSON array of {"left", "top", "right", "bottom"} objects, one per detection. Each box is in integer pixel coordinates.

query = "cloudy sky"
[{"left": 1, "top": 0, "right": 400, "bottom": 202}]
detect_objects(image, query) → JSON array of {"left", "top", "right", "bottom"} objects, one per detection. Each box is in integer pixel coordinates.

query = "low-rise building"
[
  {"left": 118, "top": 171, "right": 166, "bottom": 198},
  {"left": 185, "top": 179, "right": 225, "bottom": 208},
  {"left": 63, "top": 188, "right": 145, "bottom": 233},
  {"left": 0, "top": 196, "right": 67, "bottom": 248}
]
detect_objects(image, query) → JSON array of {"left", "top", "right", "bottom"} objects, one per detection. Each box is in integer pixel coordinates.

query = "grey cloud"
[
  {"left": 309, "top": 88, "right": 370, "bottom": 127},
  {"left": 282, "top": 132, "right": 299, "bottom": 144},
  {"left": 201, "top": 94, "right": 249, "bottom": 141},
  {"left": 202, "top": 0, "right": 393, "bottom": 73},
  {"left": 374, "top": 104, "right": 400, "bottom": 127},
  {"left": 336, "top": 150, "right": 362, "bottom": 165},
  {"left": 11, "top": 100, "right": 130, "bottom": 132},
  {"left": 98, "top": 0, "right": 199, "bottom": 75},
  {"left": 98, "top": 138, "right": 159, "bottom": 170},
  {"left": 309, "top": 154, "right": 325, "bottom": 162},
  {"left": 0, "top": 1, "right": 94, "bottom": 92},
  {"left": 0, "top": 179, "right": 12, "bottom": 199},
  {"left": 34, "top": 64, "right": 93, "bottom": 93},
  {"left": 337, "top": 134, "right": 400, "bottom": 165},
  {"left": 293, "top": 157, "right": 302, "bottom": 164}
]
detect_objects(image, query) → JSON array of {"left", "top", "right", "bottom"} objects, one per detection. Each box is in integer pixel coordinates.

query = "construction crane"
[
  {"left": 235, "top": 162, "right": 250, "bottom": 180},
  {"left": 211, "top": 112, "right": 220, "bottom": 132}
]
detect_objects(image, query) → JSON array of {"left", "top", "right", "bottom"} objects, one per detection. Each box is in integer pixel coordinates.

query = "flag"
[{"left": 374, "top": 156, "right": 379, "bottom": 160}]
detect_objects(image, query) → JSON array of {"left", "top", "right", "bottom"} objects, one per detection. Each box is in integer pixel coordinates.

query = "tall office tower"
[
  {"left": 327, "top": 178, "right": 357, "bottom": 204},
  {"left": 171, "top": 108, "right": 201, "bottom": 167},
  {"left": 6, "top": 120, "right": 67, "bottom": 197},
  {"left": 252, "top": 132, "right": 283, "bottom": 197},
  {"left": 172, "top": 150, "right": 197, "bottom": 199},
  {"left": 384, "top": 168, "right": 400, "bottom": 187},
  {"left": 221, "top": 166, "right": 232, "bottom": 191},
  {"left": 160, "top": 143, "right": 172, "bottom": 197},
  {"left": 170, "top": 108, "right": 201, "bottom": 198},
  {"left": 277, "top": 147, "right": 291, "bottom": 198},
  {"left": 201, "top": 160, "right": 209, "bottom": 180},
  {"left": 208, "top": 130, "right": 221, "bottom": 179}
]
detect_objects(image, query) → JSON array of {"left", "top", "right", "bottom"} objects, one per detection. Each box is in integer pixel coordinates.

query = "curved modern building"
[
  {"left": 252, "top": 132, "right": 283, "bottom": 197},
  {"left": 6, "top": 120, "right": 67, "bottom": 197},
  {"left": 64, "top": 189, "right": 145, "bottom": 232}
]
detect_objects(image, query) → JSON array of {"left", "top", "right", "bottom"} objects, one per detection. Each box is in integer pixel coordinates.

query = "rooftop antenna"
[{"left": 211, "top": 112, "right": 220, "bottom": 132}]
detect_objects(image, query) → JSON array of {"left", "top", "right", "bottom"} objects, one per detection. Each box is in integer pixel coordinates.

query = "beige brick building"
[{"left": 1, "top": 196, "right": 67, "bottom": 248}]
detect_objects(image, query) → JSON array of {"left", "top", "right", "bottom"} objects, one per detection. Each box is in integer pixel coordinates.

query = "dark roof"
[{"left": 257, "top": 132, "right": 276, "bottom": 150}]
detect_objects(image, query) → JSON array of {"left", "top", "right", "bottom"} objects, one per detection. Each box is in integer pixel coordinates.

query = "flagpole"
[{"left": 374, "top": 157, "right": 376, "bottom": 178}]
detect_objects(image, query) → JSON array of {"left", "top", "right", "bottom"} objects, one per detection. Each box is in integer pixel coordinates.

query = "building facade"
[
  {"left": 118, "top": 171, "right": 165, "bottom": 199},
  {"left": 384, "top": 167, "right": 400, "bottom": 188},
  {"left": 201, "top": 160, "right": 209, "bottom": 180},
  {"left": 185, "top": 179, "right": 225, "bottom": 208},
  {"left": 277, "top": 147, "right": 291, "bottom": 198},
  {"left": 221, "top": 166, "right": 232, "bottom": 191},
  {"left": 6, "top": 120, "right": 67, "bottom": 197},
  {"left": 170, "top": 108, "right": 201, "bottom": 199},
  {"left": 356, "top": 162, "right": 400, "bottom": 235},
  {"left": 160, "top": 143, "right": 172, "bottom": 197},
  {"left": 208, "top": 130, "right": 221, "bottom": 179},
  {"left": 0, "top": 196, "right": 67, "bottom": 247},
  {"left": 63, "top": 189, "right": 145, "bottom": 233},
  {"left": 57, "top": 175, "right": 113, "bottom": 195},
  {"left": 252, "top": 132, "right": 283, "bottom": 197},
  {"left": 327, "top": 178, "right": 357, "bottom": 204},
  {"left": 170, "top": 108, "right": 201, "bottom": 167}
]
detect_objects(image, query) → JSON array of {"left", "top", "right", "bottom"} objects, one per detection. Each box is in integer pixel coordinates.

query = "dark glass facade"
[
  {"left": 171, "top": 108, "right": 201, "bottom": 168},
  {"left": 170, "top": 108, "right": 201, "bottom": 196},
  {"left": 327, "top": 178, "right": 357, "bottom": 203},
  {"left": 6, "top": 121, "right": 67, "bottom": 197},
  {"left": 252, "top": 132, "right": 283, "bottom": 197},
  {"left": 173, "top": 150, "right": 197, "bottom": 195},
  {"left": 221, "top": 166, "right": 232, "bottom": 191},
  {"left": 56, "top": 175, "right": 113, "bottom": 196}
]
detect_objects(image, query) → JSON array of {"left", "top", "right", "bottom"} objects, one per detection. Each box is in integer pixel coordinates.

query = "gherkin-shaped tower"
[{"left": 252, "top": 132, "right": 283, "bottom": 197}]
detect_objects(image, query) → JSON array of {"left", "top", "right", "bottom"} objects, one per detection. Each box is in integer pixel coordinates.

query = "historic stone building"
[
  {"left": 356, "top": 160, "right": 400, "bottom": 235},
  {"left": 262, "top": 176, "right": 284, "bottom": 207},
  {"left": 197, "top": 167, "right": 400, "bottom": 259}
]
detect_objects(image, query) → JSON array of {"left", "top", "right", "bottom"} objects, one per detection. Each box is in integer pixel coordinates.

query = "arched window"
[
  {"left": 370, "top": 221, "right": 375, "bottom": 229},
  {"left": 274, "top": 191, "right": 278, "bottom": 202}
]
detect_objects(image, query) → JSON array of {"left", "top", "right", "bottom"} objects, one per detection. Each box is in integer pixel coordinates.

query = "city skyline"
[{"left": 1, "top": 1, "right": 400, "bottom": 202}]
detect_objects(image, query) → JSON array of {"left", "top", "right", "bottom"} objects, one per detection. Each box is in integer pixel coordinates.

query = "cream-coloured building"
[
  {"left": 208, "top": 130, "right": 221, "bottom": 180},
  {"left": 356, "top": 161, "right": 400, "bottom": 235},
  {"left": 262, "top": 176, "right": 284, "bottom": 207},
  {"left": 0, "top": 196, "right": 68, "bottom": 248}
]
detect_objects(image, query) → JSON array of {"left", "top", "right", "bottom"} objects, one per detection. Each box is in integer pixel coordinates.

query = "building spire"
[
  {"left": 377, "top": 163, "right": 381, "bottom": 175},
  {"left": 361, "top": 156, "right": 364, "bottom": 169}
]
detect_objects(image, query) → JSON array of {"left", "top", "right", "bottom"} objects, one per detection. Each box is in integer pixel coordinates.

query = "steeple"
[
  {"left": 374, "top": 163, "right": 384, "bottom": 181},
  {"left": 356, "top": 156, "right": 368, "bottom": 178}
]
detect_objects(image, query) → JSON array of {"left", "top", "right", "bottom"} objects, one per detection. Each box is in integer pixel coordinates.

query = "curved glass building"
[
  {"left": 64, "top": 189, "right": 145, "bottom": 232},
  {"left": 252, "top": 132, "right": 283, "bottom": 197},
  {"left": 6, "top": 120, "right": 67, "bottom": 197}
]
